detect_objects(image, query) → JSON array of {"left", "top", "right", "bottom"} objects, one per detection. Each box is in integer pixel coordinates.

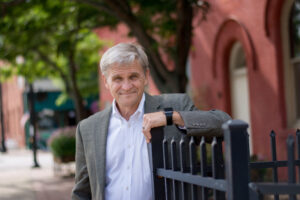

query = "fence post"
[
  {"left": 223, "top": 120, "right": 250, "bottom": 200},
  {"left": 148, "top": 127, "right": 165, "bottom": 199}
]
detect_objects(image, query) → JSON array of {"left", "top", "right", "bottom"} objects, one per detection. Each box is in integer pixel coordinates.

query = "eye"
[
  {"left": 113, "top": 77, "right": 122, "bottom": 82},
  {"left": 130, "top": 74, "right": 139, "bottom": 80}
]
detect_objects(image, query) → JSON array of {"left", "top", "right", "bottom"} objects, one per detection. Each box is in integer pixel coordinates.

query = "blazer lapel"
[{"left": 93, "top": 106, "right": 112, "bottom": 199}]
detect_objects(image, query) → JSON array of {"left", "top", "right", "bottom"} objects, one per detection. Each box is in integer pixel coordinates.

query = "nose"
[{"left": 122, "top": 79, "right": 132, "bottom": 90}]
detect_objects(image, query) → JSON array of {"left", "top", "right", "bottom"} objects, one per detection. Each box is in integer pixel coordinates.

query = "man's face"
[{"left": 103, "top": 60, "right": 149, "bottom": 111}]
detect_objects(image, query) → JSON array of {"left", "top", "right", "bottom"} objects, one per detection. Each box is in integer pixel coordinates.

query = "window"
[
  {"left": 289, "top": 1, "right": 300, "bottom": 119},
  {"left": 229, "top": 42, "right": 252, "bottom": 153},
  {"left": 282, "top": 0, "right": 300, "bottom": 127}
]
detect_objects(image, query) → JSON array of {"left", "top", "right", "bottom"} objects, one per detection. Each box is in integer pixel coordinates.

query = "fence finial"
[{"left": 270, "top": 130, "right": 275, "bottom": 137}]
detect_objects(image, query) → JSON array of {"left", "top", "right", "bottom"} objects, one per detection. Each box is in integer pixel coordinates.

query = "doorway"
[{"left": 229, "top": 42, "right": 252, "bottom": 153}]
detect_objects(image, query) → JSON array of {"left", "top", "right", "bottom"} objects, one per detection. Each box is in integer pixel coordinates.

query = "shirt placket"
[{"left": 124, "top": 119, "right": 133, "bottom": 199}]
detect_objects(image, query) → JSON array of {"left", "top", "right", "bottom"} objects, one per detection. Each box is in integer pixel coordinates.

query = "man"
[{"left": 71, "top": 43, "right": 231, "bottom": 200}]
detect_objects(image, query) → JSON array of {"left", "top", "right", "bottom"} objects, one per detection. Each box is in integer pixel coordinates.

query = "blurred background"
[{"left": 0, "top": 0, "right": 299, "bottom": 199}]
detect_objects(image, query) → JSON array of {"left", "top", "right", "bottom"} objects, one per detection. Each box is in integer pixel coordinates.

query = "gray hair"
[{"left": 100, "top": 43, "right": 149, "bottom": 76}]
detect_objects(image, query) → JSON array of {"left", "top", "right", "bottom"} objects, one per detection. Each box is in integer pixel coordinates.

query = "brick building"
[
  {"left": 189, "top": 0, "right": 298, "bottom": 162},
  {"left": 0, "top": 76, "right": 25, "bottom": 149}
]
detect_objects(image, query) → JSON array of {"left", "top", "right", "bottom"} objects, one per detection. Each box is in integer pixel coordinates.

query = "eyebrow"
[
  {"left": 130, "top": 72, "right": 140, "bottom": 77},
  {"left": 111, "top": 75, "right": 122, "bottom": 80},
  {"left": 111, "top": 72, "right": 141, "bottom": 80}
]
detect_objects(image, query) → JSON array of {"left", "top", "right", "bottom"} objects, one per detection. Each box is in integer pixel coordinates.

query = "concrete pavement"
[{"left": 0, "top": 149, "right": 74, "bottom": 200}]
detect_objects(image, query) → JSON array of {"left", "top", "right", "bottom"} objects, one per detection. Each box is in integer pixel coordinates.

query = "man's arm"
[
  {"left": 71, "top": 123, "right": 92, "bottom": 200},
  {"left": 177, "top": 109, "right": 231, "bottom": 137},
  {"left": 142, "top": 94, "right": 231, "bottom": 142}
]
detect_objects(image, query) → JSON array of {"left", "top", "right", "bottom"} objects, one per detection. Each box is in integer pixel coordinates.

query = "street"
[{"left": 0, "top": 149, "right": 74, "bottom": 200}]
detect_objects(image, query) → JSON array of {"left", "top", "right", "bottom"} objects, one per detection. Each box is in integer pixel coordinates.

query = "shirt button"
[
  {"left": 128, "top": 145, "right": 131, "bottom": 148},
  {"left": 128, "top": 124, "right": 131, "bottom": 128},
  {"left": 126, "top": 186, "right": 129, "bottom": 190},
  {"left": 127, "top": 166, "right": 130, "bottom": 170}
]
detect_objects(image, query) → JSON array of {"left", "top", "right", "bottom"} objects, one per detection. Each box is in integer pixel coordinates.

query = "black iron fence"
[{"left": 148, "top": 120, "right": 300, "bottom": 200}]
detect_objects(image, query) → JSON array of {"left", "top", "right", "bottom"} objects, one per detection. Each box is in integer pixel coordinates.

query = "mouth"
[{"left": 119, "top": 91, "right": 137, "bottom": 96}]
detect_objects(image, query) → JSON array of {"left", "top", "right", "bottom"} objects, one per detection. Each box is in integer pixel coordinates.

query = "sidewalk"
[{"left": 0, "top": 149, "right": 74, "bottom": 200}]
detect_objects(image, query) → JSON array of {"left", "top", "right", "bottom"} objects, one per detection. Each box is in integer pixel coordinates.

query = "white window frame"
[{"left": 282, "top": 0, "right": 300, "bottom": 128}]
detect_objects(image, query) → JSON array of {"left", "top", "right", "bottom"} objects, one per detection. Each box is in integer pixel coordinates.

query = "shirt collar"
[{"left": 112, "top": 93, "right": 145, "bottom": 120}]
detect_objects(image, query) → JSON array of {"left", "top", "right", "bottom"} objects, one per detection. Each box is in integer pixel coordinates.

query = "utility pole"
[
  {"left": 28, "top": 83, "right": 40, "bottom": 168},
  {"left": 0, "top": 82, "right": 7, "bottom": 153}
]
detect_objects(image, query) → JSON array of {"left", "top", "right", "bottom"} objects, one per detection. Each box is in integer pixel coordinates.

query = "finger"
[
  {"left": 142, "top": 125, "right": 152, "bottom": 143},
  {"left": 143, "top": 129, "right": 151, "bottom": 140},
  {"left": 146, "top": 137, "right": 150, "bottom": 143}
]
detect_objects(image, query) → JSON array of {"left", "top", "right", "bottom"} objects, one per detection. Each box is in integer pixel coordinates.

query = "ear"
[{"left": 102, "top": 74, "right": 109, "bottom": 89}]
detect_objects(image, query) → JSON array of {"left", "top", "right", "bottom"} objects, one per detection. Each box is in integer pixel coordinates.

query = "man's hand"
[
  {"left": 142, "top": 111, "right": 184, "bottom": 143},
  {"left": 142, "top": 112, "right": 166, "bottom": 143}
]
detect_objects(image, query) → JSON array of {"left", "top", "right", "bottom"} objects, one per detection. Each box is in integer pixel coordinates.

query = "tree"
[
  {"left": 0, "top": 0, "right": 108, "bottom": 121},
  {"left": 1, "top": 0, "right": 210, "bottom": 95},
  {"left": 70, "top": 0, "right": 209, "bottom": 93}
]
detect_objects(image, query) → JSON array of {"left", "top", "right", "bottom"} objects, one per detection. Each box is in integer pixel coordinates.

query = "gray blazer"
[{"left": 71, "top": 93, "right": 231, "bottom": 200}]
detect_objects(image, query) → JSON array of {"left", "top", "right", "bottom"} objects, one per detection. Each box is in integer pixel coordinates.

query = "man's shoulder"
[
  {"left": 154, "top": 93, "right": 190, "bottom": 103},
  {"left": 158, "top": 93, "right": 189, "bottom": 100},
  {"left": 152, "top": 93, "right": 193, "bottom": 109}
]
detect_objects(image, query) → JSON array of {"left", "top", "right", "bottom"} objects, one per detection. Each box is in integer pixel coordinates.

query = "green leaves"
[{"left": 0, "top": 0, "right": 106, "bottom": 99}]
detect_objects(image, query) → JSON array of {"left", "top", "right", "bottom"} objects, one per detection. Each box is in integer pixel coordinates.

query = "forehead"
[{"left": 106, "top": 61, "right": 144, "bottom": 77}]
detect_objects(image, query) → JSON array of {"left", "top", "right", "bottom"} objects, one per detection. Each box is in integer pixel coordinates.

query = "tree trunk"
[
  {"left": 68, "top": 50, "right": 87, "bottom": 122},
  {"left": 36, "top": 49, "right": 85, "bottom": 121},
  {"left": 175, "top": 0, "right": 193, "bottom": 93}
]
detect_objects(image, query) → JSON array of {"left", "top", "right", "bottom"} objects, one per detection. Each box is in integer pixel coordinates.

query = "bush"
[
  {"left": 250, "top": 155, "right": 272, "bottom": 182},
  {"left": 48, "top": 126, "right": 76, "bottom": 162}
]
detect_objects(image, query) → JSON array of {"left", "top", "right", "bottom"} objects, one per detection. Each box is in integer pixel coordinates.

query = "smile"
[{"left": 119, "top": 91, "right": 137, "bottom": 95}]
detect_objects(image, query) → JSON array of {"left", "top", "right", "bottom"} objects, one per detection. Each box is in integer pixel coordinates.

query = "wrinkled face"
[{"left": 103, "top": 60, "right": 149, "bottom": 111}]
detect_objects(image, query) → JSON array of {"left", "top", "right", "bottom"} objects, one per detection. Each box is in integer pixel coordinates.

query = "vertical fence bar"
[
  {"left": 163, "top": 137, "right": 170, "bottom": 200},
  {"left": 211, "top": 137, "right": 225, "bottom": 200},
  {"left": 148, "top": 127, "right": 165, "bottom": 199},
  {"left": 171, "top": 137, "right": 178, "bottom": 200},
  {"left": 180, "top": 136, "right": 187, "bottom": 200},
  {"left": 189, "top": 136, "right": 198, "bottom": 200},
  {"left": 270, "top": 130, "right": 279, "bottom": 200},
  {"left": 223, "top": 120, "right": 249, "bottom": 200},
  {"left": 296, "top": 129, "right": 300, "bottom": 183},
  {"left": 212, "top": 137, "right": 218, "bottom": 200},
  {"left": 200, "top": 137, "right": 208, "bottom": 200},
  {"left": 287, "top": 135, "right": 296, "bottom": 200}
]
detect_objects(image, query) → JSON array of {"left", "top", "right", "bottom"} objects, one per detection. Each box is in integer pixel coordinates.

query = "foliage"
[
  {"left": 1, "top": 0, "right": 210, "bottom": 94},
  {"left": 0, "top": 0, "right": 108, "bottom": 120},
  {"left": 69, "top": 0, "right": 209, "bottom": 93},
  {"left": 250, "top": 155, "right": 272, "bottom": 182},
  {"left": 48, "top": 126, "right": 76, "bottom": 159}
]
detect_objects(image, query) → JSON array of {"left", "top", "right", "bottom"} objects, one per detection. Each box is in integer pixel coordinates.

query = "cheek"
[
  {"left": 134, "top": 79, "right": 146, "bottom": 87},
  {"left": 111, "top": 83, "right": 121, "bottom": 92}
]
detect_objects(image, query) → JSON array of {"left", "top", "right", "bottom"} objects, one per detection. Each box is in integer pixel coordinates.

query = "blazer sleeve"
[
  {"left": 71, "top": 123, "right": 92, "bottom": 200},
  {"left": 178, "top": 109, "right": 231, "bottom": 137},
  {"left": 176, "top": 94, "right": 232, "bottom": 137}
]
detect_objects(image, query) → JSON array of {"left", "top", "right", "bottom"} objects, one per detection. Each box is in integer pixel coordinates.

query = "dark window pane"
[
  {"left": 294, "top": 62, "right": 300, "bottom": 118},
  {"left": 290, "top": 1, "right": 300, "bottom": 58},
  {"left": 236, "top": 49, "right": 246, "bottom": 69}
]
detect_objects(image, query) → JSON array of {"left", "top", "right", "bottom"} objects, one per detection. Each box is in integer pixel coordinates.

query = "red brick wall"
[
  {"left": 1, "top": 76, "right": 25, "bottom": 148},
  {"left": 191, "top": 0, "right": 293, "bottom": 165}
]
